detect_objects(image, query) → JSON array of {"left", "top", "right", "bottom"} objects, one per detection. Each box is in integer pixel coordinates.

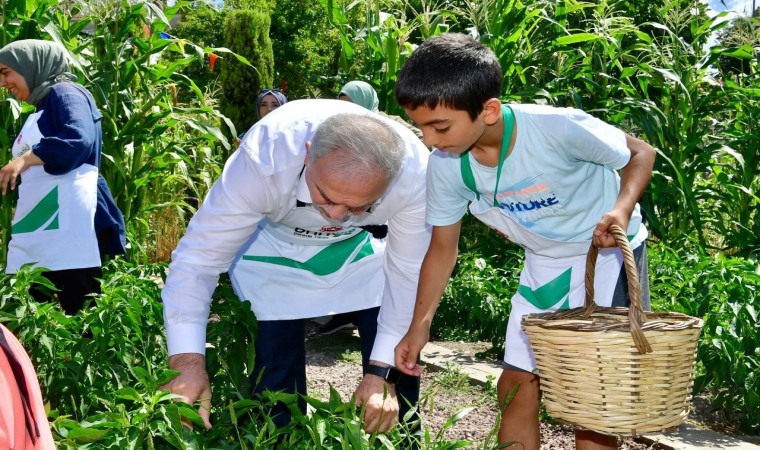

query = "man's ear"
[
  {"left": 304, "top": 141, "right": 311, "bottom": 165},
  {"left": 482, "top": 98, "right": 503, "bottom": 126}
]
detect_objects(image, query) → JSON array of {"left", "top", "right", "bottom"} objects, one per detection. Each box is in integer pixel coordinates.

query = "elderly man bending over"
[{"left": 161, "top": 99, "right": 430, "bottom": 434}]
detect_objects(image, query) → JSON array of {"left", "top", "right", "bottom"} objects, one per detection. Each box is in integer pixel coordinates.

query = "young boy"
[{"left": 392, "top": 33, "right": 655, "bottom": 450}]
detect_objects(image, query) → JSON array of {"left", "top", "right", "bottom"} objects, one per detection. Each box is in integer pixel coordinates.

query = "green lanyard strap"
[{"left": 460, "top": 105, "right": 515, "bottom": 206}]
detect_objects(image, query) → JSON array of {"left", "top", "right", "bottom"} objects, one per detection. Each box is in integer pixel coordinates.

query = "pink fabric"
[{"left": 0, "top": 324, "right": 56, "bottom": 449}]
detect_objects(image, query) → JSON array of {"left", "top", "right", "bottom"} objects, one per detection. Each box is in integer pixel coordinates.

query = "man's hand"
[
  {"left": 162, "top": 353, "right": 213, "bottom": 430},
  {"left": 394, "top": 328, "right": 427, "bottom": 376},
  {"left": 593, "top": 208, "right": 630, "bottom": 248},
  {"left": 354, "top": 368, "right": 399, "bottom": 433}
]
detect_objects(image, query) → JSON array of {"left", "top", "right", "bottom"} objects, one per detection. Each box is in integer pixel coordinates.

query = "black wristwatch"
[{"left": 365, "top": 364, "right": 405, "bottom": 385}]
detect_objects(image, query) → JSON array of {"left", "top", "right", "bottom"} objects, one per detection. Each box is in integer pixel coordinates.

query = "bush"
[{"left": 220, "top": 9, "right": 275, "bottom": 136}]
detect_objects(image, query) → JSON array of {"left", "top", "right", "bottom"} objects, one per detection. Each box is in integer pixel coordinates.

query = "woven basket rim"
[{"left": 522, "top": 306, "right": 704, "bottom": 332}]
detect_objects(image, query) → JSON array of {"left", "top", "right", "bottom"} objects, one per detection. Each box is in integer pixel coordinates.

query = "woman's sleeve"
[{"left": 33, "top": 89, "right": 97, "bottom": 175}]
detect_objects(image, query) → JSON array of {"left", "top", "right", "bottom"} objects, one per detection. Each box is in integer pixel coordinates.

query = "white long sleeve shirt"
[{"left": 162, "top": 99, "right": 431, "bottom": 365}]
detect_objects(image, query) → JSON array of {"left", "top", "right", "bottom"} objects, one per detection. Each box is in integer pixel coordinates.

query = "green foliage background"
[{"left": 220, "top": 9, "right": 274, "bottom": 136}]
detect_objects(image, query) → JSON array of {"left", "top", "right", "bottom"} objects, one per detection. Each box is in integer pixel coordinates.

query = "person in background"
[
  {"left": 339, "top": 80, "right": 424, "bottom": 141},
  {"left": 0, "top": 39, "right": 126, "bottom": 315},
  {"left": 161, "top": 99, "right": 430, "bottom": 436},
  {"left": 256, "top": 88, "right": 288, "bottom": 119},
  {"left": 393, "top": 33, "right": 655, "bottom": 450},
  {"left": 235, "top": 88, "right": 289, "bottom": 148}
]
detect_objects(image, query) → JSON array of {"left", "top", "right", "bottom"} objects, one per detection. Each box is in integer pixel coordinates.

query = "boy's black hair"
[{"left": 395, "top": 33, "right": 503, "bottom": 121}]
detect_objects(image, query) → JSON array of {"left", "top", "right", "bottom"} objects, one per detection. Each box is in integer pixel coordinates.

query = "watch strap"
[{"left": 365, "top": 364, "right": 404, "bottom": 385}]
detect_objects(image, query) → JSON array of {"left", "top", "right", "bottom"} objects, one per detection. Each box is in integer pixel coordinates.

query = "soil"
[{"left": 304, "top": 322, "right": 656, "bottom": 449}]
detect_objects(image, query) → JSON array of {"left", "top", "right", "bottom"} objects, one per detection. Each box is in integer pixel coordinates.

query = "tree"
[
  {"left": 219, "top": 9, "right": 274, "bottom": 136},
  {"left": 269, "top": 0, "right": 344, "bottom": 98}
]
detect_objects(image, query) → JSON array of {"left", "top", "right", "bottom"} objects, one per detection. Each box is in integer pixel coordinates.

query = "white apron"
[
  {"left": 461, "top": 105, "right": 647, "bottom": 371},
  {"left": 228, "top": 197, "right": 386, "bottom": 321},
  {"left": 5, "top": 112, "right": 100, "bottom": 273}
]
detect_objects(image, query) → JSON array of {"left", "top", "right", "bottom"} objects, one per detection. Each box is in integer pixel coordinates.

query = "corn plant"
[
  {"left": 48, "top": 0, "right": 237, "bottom": 261},
  {"left": 320, "top": 0, "right": 453, "bottom": 115}
]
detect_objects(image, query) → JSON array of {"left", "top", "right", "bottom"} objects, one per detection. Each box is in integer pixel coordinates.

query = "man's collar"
[{"left": 296, "top": 167, "right": 312, "bottom": 204}]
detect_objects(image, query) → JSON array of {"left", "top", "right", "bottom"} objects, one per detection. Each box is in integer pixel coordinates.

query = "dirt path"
[{"left": 304, "top": 323, "right": 652, "bottom": 449}]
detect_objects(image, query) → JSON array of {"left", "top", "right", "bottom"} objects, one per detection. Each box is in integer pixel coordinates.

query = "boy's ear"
[{"left": 482, "top": 98, "right": 503, "bottom": 125}]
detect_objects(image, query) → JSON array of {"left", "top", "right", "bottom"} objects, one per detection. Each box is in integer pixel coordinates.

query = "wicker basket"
[{"left": 521, "top": 225, "right": 703, "bottom": 437}]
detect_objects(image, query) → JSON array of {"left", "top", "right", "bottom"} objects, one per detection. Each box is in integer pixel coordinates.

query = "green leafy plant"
[{"left": 649, "top": 241, "right": 760, "bottom": 433}]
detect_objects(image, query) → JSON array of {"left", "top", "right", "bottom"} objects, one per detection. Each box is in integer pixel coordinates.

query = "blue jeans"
[{"left": 251, "top": 306, "right": 420, "bottom": 429}]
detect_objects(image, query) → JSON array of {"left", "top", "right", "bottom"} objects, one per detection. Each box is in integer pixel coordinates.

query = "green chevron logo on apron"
[
  {"left": 242, "top": 231, "right": 374, "bottom": 276},
  {"left": 11, "top": 186, "right": 60, "bottom": 234},
  {"left": 517, "top": 267, "right": 572, "bottom": 310}
]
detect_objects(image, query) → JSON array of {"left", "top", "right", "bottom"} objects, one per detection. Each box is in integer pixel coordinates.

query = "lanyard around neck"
[{"left": 460, "top": 104, "right": 515, "bottom": 207}]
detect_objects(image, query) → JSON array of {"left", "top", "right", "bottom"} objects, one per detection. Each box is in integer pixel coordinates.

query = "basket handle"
[{"left": 583, "top": 224, "right": 652, "bottom": 354}]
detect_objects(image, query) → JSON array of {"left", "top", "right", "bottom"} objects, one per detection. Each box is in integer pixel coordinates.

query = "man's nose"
[{"left": 324, "top": 204, "right": 349, "bottom": 220}]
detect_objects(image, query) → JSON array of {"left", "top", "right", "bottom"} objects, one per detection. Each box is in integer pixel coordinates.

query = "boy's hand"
[
  {"left": 394, "top": 328, "right": 428, "bottom": 376},
  {"left": 593, "top": 208, "right": 630, "bottom": 248}
]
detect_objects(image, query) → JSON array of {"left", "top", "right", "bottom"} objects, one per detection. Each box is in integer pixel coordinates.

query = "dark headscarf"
[
  {"left": 255, "top": 89, "right": 288, "bottom": 118},
  {"left": 0, "top": 39, "right": 77, "bottom": 106}
]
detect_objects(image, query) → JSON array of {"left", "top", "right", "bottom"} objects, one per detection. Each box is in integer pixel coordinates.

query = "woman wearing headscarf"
[
  {"left": 235, "top": 88, "right": 289, "bottom": 146},
  {"left": 337, "top": 80, "right": 424, "bottom": 141},
  {"left": 256, "top": 88, "right": 288, "bottom": 119},
  {"left": 338, "top": 80, "right": 379, "bottom": 112},
  {"left": 0, "top": 39, "right": 126, "bottom": 315}
]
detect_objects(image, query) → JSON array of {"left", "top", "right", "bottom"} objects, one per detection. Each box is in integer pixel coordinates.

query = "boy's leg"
[
  {"left": 575, "top": 430, "right": 618, "bottom": 450},
  {"left": 354, "top": 307, "right": 421, "bottom": 427},
  {"left": 497, "top": 367, "right": 541, "bottom": 450},
  {"left": 251, "top": 318, "right": 307, "bottom": 428}
]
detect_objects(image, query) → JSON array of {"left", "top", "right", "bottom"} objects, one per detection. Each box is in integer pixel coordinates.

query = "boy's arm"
[
  {"left": 395, "top": 221, "right": 462, "bottom": 375},
  {"left": 593, "top": 134, "right": 656, "bottom": 247}
]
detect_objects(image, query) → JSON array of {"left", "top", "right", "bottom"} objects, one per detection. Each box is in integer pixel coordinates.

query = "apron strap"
[
  {"left": 459, "top": 105, "right": 515, "bottom": 206},
  {"left": 460, "top": 153, "right": 480, "bottom": 200}
]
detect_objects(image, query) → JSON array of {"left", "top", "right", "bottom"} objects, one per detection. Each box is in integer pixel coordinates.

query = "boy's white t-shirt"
[
  {"left": 426, "top": 103, "right": 645, "bottom": 251},
  {"left": 426, "top": 103, "right": 649, "bottom": 371}
]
